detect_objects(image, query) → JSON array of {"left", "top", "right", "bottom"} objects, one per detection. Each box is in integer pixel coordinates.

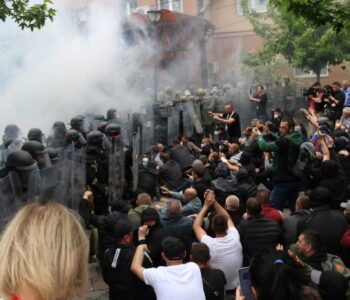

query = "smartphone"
[{"left": 237, "top": 267, "right": 256, "bottom": 300}]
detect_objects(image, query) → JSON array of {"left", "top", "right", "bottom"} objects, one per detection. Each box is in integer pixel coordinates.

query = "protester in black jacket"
[
  {"left": 238, "top": 197, "right": 283, "bottom": 266},
  {"left": 236, "top": 168, "right": 257, "bottom": 206},
  {"left": 159, "top": 153, "right": 184, "bottom": 189},
  {"left": 140, "top": 207, "right": 170, "bottom": 267},
  {"left": 102, "top": 219, "right": 155, "bottom": 300},
  {"left": 170, "top": 140, "right": 194, "bottom": 173},
  {"left": 317, "top": 160, "right": 346, "bottom": 208},
  {"left": 298, "top": 187, "right": 348, "bottom": 260},
  {"left": 135, "top": 161, "right": 158, "bottom": 199},
  {"left": 85, "top": 200, "right": 131, "bottom": 262},
  {"left": 211, "top": 162, "right": 239, "bottom": 206}
]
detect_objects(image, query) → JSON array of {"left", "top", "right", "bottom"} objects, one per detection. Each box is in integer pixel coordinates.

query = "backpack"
[
  {"left": 321, "top": 253, "right": 350, "bottom": 278},
  {"left": 292, "top": 142, "right": 316, "bottom": 178}
]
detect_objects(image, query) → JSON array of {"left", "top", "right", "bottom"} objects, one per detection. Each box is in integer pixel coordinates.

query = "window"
[
  {"left": 197, "top": 0, "right": 204, "bottom": 13},
  {"left": 237, "top": 0, "right": 267, "bottom": 16},
  {"left": 159, "top": 0, "right": 183, "bottom": 12},
  {"left": 293, "top": 67, "right": 329, "bottom": 78},
  {"left": 126, "top": 0, "right": 138, "bottom": 15}
]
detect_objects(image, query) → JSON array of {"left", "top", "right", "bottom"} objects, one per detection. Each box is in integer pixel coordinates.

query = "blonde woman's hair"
[{"left": 0, "top": 201, "right": 89, "bottom": 300}]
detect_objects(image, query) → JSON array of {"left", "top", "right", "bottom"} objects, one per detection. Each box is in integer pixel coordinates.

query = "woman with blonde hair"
[{"left": 0, "top": 201, "right": 89, "bottom": 300}]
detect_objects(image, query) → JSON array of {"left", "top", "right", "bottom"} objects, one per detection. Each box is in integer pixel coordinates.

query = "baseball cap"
[
  {"left": 161, "top": 237, "right": 185, "bottom": 260},
  {"left": 113, "top": 219, "right": 134, "bottom": 240}
]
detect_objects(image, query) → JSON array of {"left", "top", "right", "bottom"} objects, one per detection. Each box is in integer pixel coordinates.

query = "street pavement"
[{"left": 86, "top": 263, "right": 109, "bottom": 300}]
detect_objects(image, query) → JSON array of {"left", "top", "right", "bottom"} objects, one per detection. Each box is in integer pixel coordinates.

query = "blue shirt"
[{"left": 342, "top": 87, "right": 350, "bottom": 107}]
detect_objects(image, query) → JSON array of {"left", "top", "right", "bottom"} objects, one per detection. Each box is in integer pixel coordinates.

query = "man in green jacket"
[{"left": 252, "top": 117, "right": 303, "bottom": 212}]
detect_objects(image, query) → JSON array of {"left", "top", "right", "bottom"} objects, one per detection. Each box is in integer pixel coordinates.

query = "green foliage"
[
  {"left": 241, "top": 53, "right": 290, "bottom": 86},
  {"left": 269, "top": 0, "right": 350, "bottom": 33},
  {"left": 0, "top": 0, "right": 56, "bottom": 30},
  {"left": 240, "top": 0, "right": 350, "bottom": 80}
]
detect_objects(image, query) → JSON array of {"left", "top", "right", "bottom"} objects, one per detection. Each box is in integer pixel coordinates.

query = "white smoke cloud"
[{"left": 0, "top": 1, "right": 153, "bottom": 137}]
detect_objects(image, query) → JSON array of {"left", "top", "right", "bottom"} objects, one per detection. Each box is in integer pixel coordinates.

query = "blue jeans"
[{"left": 272, "top": 181, "right": 300, "bottom": 212}]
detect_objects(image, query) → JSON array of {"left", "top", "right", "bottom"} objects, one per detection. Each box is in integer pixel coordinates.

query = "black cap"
[
  {"left": 215, "top": 162, "right": 229, "bottom": 177},
  {"left": 161, "top": 237, "right": 185, "bottom": 260},
  {"left": 111, "top": 200, "right": 131, "bottom": 213},
  {"left": 308, "top": 187, "right": 330, "bottom": 207},
  {"left": 141, "top": 207, "right": 160, "bottom": 222},
  {"left": 113, "top": 219, "right": 134, "bottom": 241}
]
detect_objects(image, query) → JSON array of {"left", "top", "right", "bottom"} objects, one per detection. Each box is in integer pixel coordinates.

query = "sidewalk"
[{"left": 86, "top": 263, "right": 109, "bottom": 300}]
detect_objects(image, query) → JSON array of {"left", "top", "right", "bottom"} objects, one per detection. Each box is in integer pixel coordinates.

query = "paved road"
[{"left": 86, "top": 263, "right": 108, "bottom": 300}]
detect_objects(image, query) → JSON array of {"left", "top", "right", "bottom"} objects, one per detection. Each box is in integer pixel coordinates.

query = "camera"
[
  {"left": 322, "top": 85, "right": 333, "bottom": 99},
  {"left": 319, "top": 124, "right": 330, "bottom": 135},
  {"left": 303, "top": 86, "right": 318, "bottom": 97},
  {"left": 317, "top": 117, "right": 330, "bottom": 135}
]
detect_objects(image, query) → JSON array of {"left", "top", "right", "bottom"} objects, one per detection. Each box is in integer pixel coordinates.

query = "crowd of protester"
[{"left": 1, "top": 80, "right": 350, "bottom": 300}]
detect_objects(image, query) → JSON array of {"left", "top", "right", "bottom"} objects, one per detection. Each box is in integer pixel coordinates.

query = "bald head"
[
  {"left": 184, "top": 188, "right": 198, "bottom": 202},
  {"left": 157, "top": 143, "right": 164, "bottom": 152},
  {"left": 166, "top": 199, "right": 182, "bottom": 217},
  {"left": 225, "top": 195, "right": 240, "bottom": 211}
]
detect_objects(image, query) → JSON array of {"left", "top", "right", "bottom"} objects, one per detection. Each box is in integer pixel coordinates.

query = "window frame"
[
  {"left": 158, "top": 0, "right": 183, "bottom": 12},
  {"left": 293, "top": 67, "right": 329, "bottom": 79},
  {"left": 236, "top": 0, "right": 268, "bottom": 16}
]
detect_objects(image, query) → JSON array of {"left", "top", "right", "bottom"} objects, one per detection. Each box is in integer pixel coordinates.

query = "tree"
[
  {"left": 241, "top": 0, "right": 350, "bottom": 82},
  {"left": 0, "top": 0, "right": 55, "bottom": 30},
  {"left": 269, "top": 0, "right": 350, "bottom": 33}
]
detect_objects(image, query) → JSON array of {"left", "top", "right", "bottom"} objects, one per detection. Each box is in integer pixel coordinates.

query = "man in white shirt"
[
  {"left": 131, "top": 231, "right": 205, "bottom": 300},
  {"left": 193, "top": 190, "right": 243, "bottom": 294}
]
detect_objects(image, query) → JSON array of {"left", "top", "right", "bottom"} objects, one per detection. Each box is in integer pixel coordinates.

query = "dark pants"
[
  {"left": 228, "top": 135, "right": 239, "bottom": 144},
  {"left": 272, "top": 180, "right": 300, "bottom": 212}
]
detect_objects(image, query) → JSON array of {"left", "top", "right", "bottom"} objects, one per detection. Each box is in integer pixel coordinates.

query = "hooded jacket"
[
  {"left": 140, "top": 207, "right": 170, "bottom": 266},
  {"left": 136, "top": 164, "right": 158, "bottom": 198},
  {"left": 257, "top": 132, "right": 303, "bottom": 182},
  {"left": 159, "top": 209, "right": 195, "bottom": 253},
  {"left": 102, "top": 244, "right": 155, "bottom": 300},
  {"left": 318, "top": 160, "right": 346, "bottom": 208},
  {"left": 298, "top": 205, "right": 347, "bottom": 259},
  {"left": 211, "top": 176, "right": 239, "bottom": 206}
]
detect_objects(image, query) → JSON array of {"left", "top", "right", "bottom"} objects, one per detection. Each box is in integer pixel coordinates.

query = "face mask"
[
  {"left": 142, "top": 158, "right": 149, "bottom": 167},
  {"left": 295, "top": 125, "right": 301, "bottom": 132},
  {"left": 274, "top": 114, "right": 279, "bottom": 119},
  {"left": 201, "top": 144, "right": 205, "bottom": 148}
]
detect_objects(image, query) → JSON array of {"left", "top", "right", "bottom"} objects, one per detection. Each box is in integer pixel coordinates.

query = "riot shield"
[
  {"left": 38, "top": 162, "right": 67, "bottom": 204},
  {"left": 0, "top": 149, "right": 7, "bottom": 168},
  {"left": 167, "top": 106, "right": 180, "bottom": 146},
  {"left": 0, "top": 172, "right": 23, "bottom": 231},
  {"left": 108, "top": 141, "right": 125, "bottom": 205},
  {"left": 120, "top": 112, "right": 131, "bottom": 146},
  {"left": 26, "top": 168, "right": 42, "bottom": 202},
  {"left": 61, "top": 144, "right": 86, "bottom": 210},
  {"left": 132, "top": 129, "right": 140, "bottom": 192},
  {"left": 193, "top": 101, "right": 204, "bottom": 135},
  {"left": 182, "top": 101, "right": 194, "bottom": 138},
  {"left": 141, "top": 110, "right": 154, "bottom": 154},
  {"left": 214, "top": 94, "right": 227, "bottom": 113},
  {"left": 201, "top": 96, "right": 216, "bottom": 126}
]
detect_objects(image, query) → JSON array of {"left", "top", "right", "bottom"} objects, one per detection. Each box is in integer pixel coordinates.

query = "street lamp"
[
  {"left": 147, "top": 10, "right": 162, "bottom": 102},
  {"left": 147, "top": 10, "right": 162, "bottom": 23}
]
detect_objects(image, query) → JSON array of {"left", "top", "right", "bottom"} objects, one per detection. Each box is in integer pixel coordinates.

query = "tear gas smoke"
[{"left": 0, "top": 1, "right": 161, "bottom": 136}]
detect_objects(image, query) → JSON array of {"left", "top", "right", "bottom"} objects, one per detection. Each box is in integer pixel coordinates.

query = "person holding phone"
[{"left": 236, "top": 249, "right": 302, "bottom": 300}]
